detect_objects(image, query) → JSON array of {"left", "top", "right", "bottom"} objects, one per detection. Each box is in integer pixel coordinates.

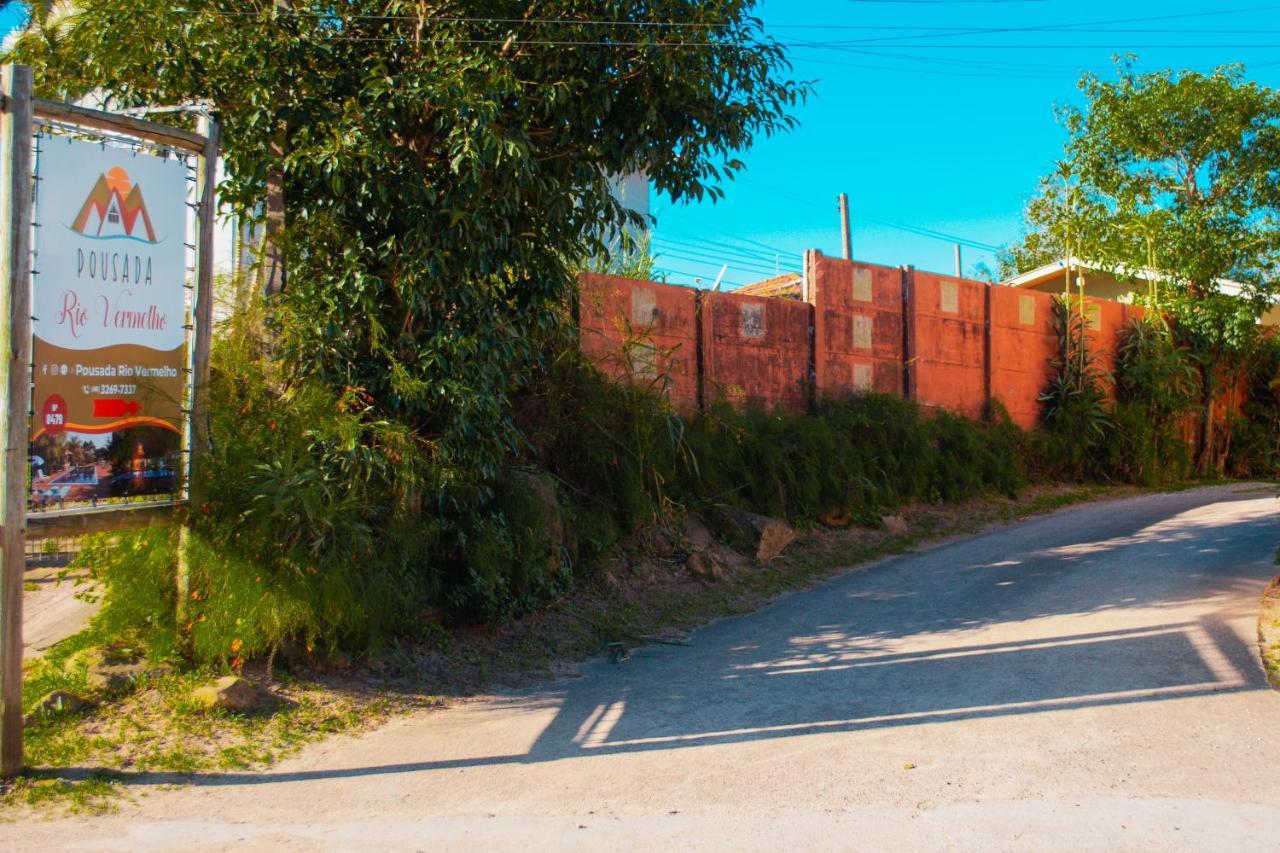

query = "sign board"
[{"left": 28, "top": 135, "right": 189, "bottom": 509}]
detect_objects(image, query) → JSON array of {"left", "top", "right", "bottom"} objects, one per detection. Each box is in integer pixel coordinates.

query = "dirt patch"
[{"left": 1259, "top": 571, "right": 1280, "bottom": 689}]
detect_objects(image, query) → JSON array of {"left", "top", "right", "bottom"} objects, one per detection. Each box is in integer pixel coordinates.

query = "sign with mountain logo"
[{"left": 28, "top": 136, "right": 189, "bottom": 507}]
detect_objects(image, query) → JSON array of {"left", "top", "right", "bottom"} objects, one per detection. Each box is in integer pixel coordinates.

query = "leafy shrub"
[
  {"left": 182, "top": 307, "right": 445, "bottom": 661},
  {"left": 1106, "top": 318, "right": 1199, "bottom": 485},
  {"left": 1037, "top": 297, "right": 1114, "bottom": 480},
  {"left": 442, "top": 470, "right": 575, "bottom": 623},
  {"left": 1228, "top": 333, "right": 1280, "bottom": 478},
  {"left": 519, "top": 346, "right": 692, "bottom": 538},
  {"left": 524, "top": 353, "right": 1023, "bottom": 530},
  {"left": 76, "top": 526, "right": 181, "bottom": 664}
]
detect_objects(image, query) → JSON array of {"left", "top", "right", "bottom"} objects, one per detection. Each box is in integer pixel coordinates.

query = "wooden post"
[
  {"left": 177, "top": 113, "right": 219, "bottom": 628},
  {"left": 192, "top": 113, "right": 219, "bottom": 474},
  {"left": 0, "top": 64, "right": 33, "bottom": 779}
]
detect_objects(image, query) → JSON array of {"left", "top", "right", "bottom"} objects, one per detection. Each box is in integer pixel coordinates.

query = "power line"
[
  {"left": 651, "top": 265, "right": 747, "bottom": 288},
  {"left": 175, "top": 8, "right": 1280, "bottom": 39},
  {"left": 163, "top": 6, "right": 1280, "bottom": 50},
  {"left": 653, "top": 232, "right": 803, "bottom": 268},
  {"left": 846, "top": 0, "right": 1048, "bottom": 3},
  {"left": 652, "top": 244, "right": 792, "bottom": 277},
  {"left": 825, "top": 3, "right": 1280, "bottom": 46},
  {"left": 790, "top": 52, "right": 1065, "bottom": 79},
  {"left": 732, "top": 179, "right": 1001, "bottom": 252},
  {"left": 651, "top": 208, "right": 805, "bottom": 258}
]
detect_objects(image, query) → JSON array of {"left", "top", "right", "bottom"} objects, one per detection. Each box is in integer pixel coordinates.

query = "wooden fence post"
[
  {"left": 177, "top": 113, "right": 220, "bottom": 628},
  {"left": 0, "top": 64, "right": 33, "bottom": 779}
]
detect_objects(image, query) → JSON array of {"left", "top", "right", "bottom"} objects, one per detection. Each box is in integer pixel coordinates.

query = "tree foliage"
[
  {"left": 9, "top": 1, "right": 806, "bottom": 503},
  {"left": 1007, "top": 59, "right": 1280, "bottom": 303},
  {"left": 1005, "top": 59, "right": 1280, "bottom": 470}
]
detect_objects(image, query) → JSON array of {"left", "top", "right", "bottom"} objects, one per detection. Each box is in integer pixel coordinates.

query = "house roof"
[
  {"left": 1001, "top": 257, "right": 1248, "bottom": 297},
  {"left": 735, "top": 272, "right": 803, "bottom": 300}
]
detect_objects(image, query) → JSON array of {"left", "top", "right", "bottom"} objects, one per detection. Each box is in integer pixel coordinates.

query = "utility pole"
[
  {"left": 954, "top": 243, "right": 963, "bottom": 277},
  {"left": 839, "top": 193, "right": 852, "bottom": 261}
]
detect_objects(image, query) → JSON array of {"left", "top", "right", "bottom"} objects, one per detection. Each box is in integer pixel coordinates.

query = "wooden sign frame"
[{"left": 0, "top": 64, "right": 220, "bottom": 778}]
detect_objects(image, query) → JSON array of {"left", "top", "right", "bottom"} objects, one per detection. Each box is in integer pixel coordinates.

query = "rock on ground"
[
  {"left": 706, "top": 506, "right": 797, "bottom": 561},
  {"left": 191, "top": 676, "right": 260, "bottom": 712},
  {"left": 23, "top": 690, "right": 88, "bottom": 727}
]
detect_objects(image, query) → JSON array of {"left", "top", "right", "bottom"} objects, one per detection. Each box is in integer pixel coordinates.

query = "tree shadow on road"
[{"left": 49, "top": 488, "right": 1280, "bottom": 790}]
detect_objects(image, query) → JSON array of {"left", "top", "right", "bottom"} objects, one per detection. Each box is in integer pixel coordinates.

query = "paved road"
[{"left": 9, "top": 485, "right": 1280, "bottom": 851}]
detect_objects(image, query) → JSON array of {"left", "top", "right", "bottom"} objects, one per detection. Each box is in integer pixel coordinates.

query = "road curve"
[{"left": 9, "top": 484, "right": 1280, "bottom": 852}]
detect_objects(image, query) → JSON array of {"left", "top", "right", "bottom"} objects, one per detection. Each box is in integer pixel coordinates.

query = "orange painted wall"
[
  {"left": 701, "top": 290, "right": 812, "bottom": 413},
  {"left": 989, "top": 286, "right": 1056, "bottom": 430},
  {"left": 909, "top": 271, "right": 988, "bottom": 420},
  {"left": 810, "top": 255, "right": 903, "bottom": 397},
  {"left": 577, "top": 273, "right": 700, "bottom": 411},
  {"left": 1086, "top": 297, "right": 1127, "bottom": 386},
  {"left": 575, "top": 268, "right": 1183, "bottom": 433}
]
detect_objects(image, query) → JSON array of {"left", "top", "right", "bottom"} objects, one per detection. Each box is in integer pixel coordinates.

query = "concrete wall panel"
[
  {"left": 989, "top": 287, "right": 1056, "bottom": 429},
  {"left": 910, "top": 271, "right": 988, "bottom": 420},
  {"left": 702, "top": 290, "right": 811, "bottom": 413},
  {"left": 1086, "top": 297, "right": 1127, "bottom": 384},
  {"left": 578, "top": 267, "right": 1153, "bottom": 433},
  {"left": 578, "top": 273, "right": 699, "bottom": 411},
  {"left": 811, "top": 256, "right": 903, "bottom": 398}
]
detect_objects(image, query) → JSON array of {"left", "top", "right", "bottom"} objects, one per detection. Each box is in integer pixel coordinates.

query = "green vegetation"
[
  {"left": 9, "top": 0, "right": 806, "bottom": 510},
  {"left": 1004, "top": 60, "right": 1280, "bottom": 473},
  {"left": 1260, "top": 571, "right": 1280, "bottom": 690},
  {"left": 38, "top": 296, "right": 1275, "bottom": 676},
  {"left": 527, "top": 347, "right": 1022, "bottom": 534},
  {"left": 4, "top": 0, "right": 813, "bottom": 664},
  {"left": 1109, "top": 317, "right": 1200, "bottom": 485},
  {"left": 1036, "top": 297, "right": 1114, "bottom": 481},
  {"left": 1036, "top": 296, "right": 1275, "bottom": 486},
  {"left": 1228, "top": 334, "right": 1280, "bottom": 478},
  {"left": 71, "top": 313, "right": 1026, "bottom": 667},
  {"left": 9, "top": 616, "right": 414, "bottom": 813}
]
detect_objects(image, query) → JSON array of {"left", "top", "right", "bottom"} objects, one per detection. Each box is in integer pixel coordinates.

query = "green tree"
[
  {"left": 1008, "top": 59, "right": 1280, "bottom": 471},
  {"left": 9, "top": 1, "right": 805, "bottom": 505}
]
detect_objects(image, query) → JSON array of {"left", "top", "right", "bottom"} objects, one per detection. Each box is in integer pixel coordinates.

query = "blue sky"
[
  {"left": 651, "top": 1, "right": 1280, "bottom": 288},
  {"left": 5, "top": 2, "right": 1279, "bottom": 288}
]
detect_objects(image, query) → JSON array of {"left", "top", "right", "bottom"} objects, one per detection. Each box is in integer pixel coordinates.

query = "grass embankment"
[
  {"left": 3, "top": 481, "right": 1124, "bottom": 815},
  {"left": 1260, "top": 568, "right": 1280, "bottom": 690},
  {"left": 6, "top": 624, "right": 430, "bottom": 815}
]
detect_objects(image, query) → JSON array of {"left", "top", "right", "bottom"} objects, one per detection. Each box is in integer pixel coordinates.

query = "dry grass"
[{"left": 1260, "top": 570, "right": 1280, "bottom": 690}]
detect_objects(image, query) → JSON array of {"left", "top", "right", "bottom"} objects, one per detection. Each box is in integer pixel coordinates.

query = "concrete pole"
[
  {"left": 954, "top": 243, "right": 963, "bottom": 278},
  {"left": 839, "top": 193, "right": 851, "bottom": 261}
]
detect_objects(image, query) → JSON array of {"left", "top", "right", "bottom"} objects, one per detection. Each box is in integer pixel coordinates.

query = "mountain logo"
[{"left": 70, "top": 166, "right": 158, "bottom": 243}]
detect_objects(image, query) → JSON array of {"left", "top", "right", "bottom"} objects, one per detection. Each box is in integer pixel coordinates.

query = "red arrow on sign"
[{"left": 93, "top": 399, "right": 142, "bottom": 418}]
